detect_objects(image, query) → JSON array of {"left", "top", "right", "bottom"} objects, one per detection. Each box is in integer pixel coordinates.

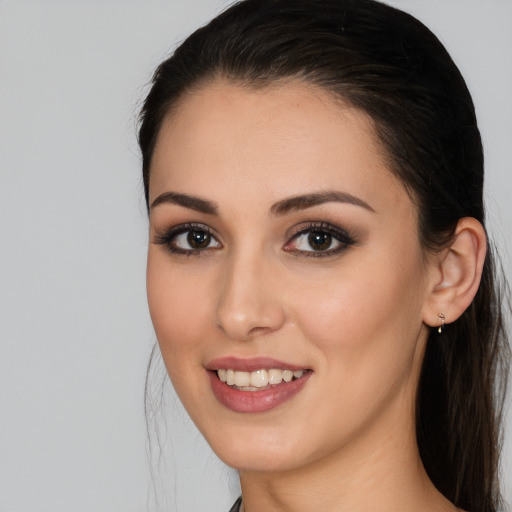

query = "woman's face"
[{"left": 147, "top": 81, "right": 433, "bottom": 473}]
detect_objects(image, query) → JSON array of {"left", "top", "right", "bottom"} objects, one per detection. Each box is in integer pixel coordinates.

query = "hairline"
[{"left": 149, "top": 72, "right": 422, "bottom": 216}]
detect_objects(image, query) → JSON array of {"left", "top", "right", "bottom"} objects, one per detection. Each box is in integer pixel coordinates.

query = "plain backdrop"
[{"left": 1, "top": 1, "right": 510, "bottom": 511}]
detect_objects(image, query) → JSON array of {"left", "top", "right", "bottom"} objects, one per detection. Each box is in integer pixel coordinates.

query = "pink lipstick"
[{"left": 206, "top": 357, "right": 312, "bottom": 413}]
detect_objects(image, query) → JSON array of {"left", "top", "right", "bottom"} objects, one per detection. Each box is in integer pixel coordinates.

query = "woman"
[{"left": 139, "top": 0, "right": 510, "bottom": 511}]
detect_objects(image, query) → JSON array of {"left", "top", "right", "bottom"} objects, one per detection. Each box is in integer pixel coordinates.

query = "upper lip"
[{"left": 205, "top": 356, "right": 309, "bottom": 373}]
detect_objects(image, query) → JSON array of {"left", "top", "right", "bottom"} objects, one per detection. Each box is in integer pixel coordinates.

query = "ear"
[{"left": 422, "top": 217, "right": 487, "bottom": 330}]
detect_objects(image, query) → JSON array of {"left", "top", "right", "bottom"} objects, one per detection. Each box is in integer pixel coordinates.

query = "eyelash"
[
  {"left": 153, "top": 221, "right": 356, "bottom": 258},
  {"left": 284, "top": 222, "right": 356, "bottom": 258},
  {"left": 153, "top": 223, "right": 220, "bottom": 257}
]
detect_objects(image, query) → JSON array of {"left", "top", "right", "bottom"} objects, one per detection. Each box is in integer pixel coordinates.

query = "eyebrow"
[
  {"left": 150, "top": 191, "right": 219, "bottom": 215},
  {"left": 150, "top": 189, "right": 375, "bottom": 216},
  {"left": 270, "top": 190, "right": 376, "bottom": 215}
]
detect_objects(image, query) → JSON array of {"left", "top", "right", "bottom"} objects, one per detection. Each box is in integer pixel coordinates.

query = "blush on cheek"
[
  {"left": 150, "top": 294, "right": 209, "bottom": 351},
  {"left": 296, "top": 263, "right": 421, "bottom": 358},
  {"left": 293, "top": 278, "right": 375, "bottom": 350},
  {"left": 148, "top": 279, "right": 215, "bottom": 363}
]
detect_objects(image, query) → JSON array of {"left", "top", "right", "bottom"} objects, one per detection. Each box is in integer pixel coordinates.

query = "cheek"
[
  {"left": 146, "top": 253, "right": 219, "bottom": 419},
  {"left": 290, "top": 245, "right": 426, "bottom": 365},
  {"left": 282, "top": 250, "right": 427, "bottom": 455},
  {"left": 146, "top": 252, "right": 213, "bottom": 363}
]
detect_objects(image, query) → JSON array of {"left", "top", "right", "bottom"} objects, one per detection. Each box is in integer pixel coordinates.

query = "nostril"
[{"left": 247, "top": 326, "right": 274, "bottom": 337}]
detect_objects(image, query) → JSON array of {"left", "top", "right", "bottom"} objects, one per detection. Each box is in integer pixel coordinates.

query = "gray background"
[{"left": 1, "top": 1, "right": 510, "bottom": 511}]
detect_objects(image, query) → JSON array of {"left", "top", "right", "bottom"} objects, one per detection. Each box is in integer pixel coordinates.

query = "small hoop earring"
[{"left": 437, "top": 313, "right": 446, "bottom": 334}]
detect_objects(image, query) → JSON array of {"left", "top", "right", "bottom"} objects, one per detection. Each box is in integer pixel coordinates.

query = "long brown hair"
[{"left": 138, "top": 1, "right": 511, "bottom": 510}]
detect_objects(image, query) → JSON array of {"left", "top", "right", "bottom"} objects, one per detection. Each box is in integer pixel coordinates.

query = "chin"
[
  {"left": 202, "top": 423, "right": 317, "bottom": 473},
  {"left": 217, "top": 446, "right": 302, "bottom": 473}
]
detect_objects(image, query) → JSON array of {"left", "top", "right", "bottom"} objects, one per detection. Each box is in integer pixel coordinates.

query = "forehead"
[{"left": 149, "top": 80, "right": 410, "bottom": 217}]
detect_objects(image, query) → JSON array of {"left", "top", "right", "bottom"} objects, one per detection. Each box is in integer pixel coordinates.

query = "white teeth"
[
  {"left": 234, "top": 371, "right": 250, "bottom": 387},
  {"left": 268, "top": 369, "right": 283, "bottom": 385},
  {"left": 216, "top": 368, "right": 306, "bottom": 388},
  {"left": 282, "top": 370, "right": 293, "bottom": 382},
  {"left": 250, "top": 369, "right": 268, "bottom": 387}
]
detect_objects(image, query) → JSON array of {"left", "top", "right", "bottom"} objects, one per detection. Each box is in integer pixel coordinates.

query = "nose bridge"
[{"left": 215, "top": 246, "right": 285, "bottom": 340}]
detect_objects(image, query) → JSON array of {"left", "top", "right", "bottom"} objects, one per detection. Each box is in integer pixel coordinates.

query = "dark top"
[{"left": 229, "top": 497, "right": 242, "bottom": 512}]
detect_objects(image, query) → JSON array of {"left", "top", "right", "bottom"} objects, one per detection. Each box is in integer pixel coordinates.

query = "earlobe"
[{"left": 423, "top": 217, "right": 487, "bottom": 329}]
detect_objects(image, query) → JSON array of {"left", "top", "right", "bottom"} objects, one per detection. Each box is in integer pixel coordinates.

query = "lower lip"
[{"left": 207, "top": 371, "right": 312, "bottom": 413}]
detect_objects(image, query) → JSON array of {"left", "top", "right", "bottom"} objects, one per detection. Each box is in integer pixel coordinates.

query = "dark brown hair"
[{"left": 138, "top": 1, "right": 510, "bottom": 510}]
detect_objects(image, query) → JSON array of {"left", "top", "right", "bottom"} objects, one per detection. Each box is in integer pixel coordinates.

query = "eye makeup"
[
  {"left": 153, "top": 219, "right": 357, "bottom": 259},
  {"left": 283, "top": 221, "right": 357, "bottom": 258},
  {"left": 153, "top": 222, "right": 222, "bottom": 256}
]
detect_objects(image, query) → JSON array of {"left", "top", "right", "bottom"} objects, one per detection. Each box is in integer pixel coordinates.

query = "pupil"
[
  {"left": 188, "top": 230, "right": 210, "bottom": 249},
  {"left": 308, "top": 231, "right": 332, "bottom": 250}
]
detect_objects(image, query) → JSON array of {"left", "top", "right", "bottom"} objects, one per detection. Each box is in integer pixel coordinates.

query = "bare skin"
[{"left": 147, "top": 81, "right": 484, "bottom": 512}]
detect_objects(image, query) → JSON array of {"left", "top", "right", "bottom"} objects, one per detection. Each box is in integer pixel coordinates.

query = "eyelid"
[
  {"left": 284, "top": 221, "right": 356, "bottom": 256},
  {"left": 152, "top": 220, "right": 356, "bottom": 258},
  {"left": 153, "top": 222, "right": 222, "bottom": 255},
  {"left": 287, "top": 221, "right": 354, "bottom": 241}
]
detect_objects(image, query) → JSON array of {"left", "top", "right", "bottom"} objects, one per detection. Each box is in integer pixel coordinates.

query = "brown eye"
[
  {"left": 292, "top": 230, "right": 337, "bottom": 252},
  {"left": 307, "top": 231, "right": 332, "bottom": 251},
  {"left": 283, "top": 222, "right": 356, "bottom": 258},
  {"left": 187, "top": 230, "right": 212, "bottom": 249},
  {"left": 154, "top": 224, "right": 222, "bottom": 254}
]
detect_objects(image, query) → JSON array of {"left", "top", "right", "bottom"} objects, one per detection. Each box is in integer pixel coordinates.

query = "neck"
[{"left": 238, "top": 399, "right": 458, "bottom": 512}]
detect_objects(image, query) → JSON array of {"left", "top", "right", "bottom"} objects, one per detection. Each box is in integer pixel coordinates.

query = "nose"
[{"left": 215, "top": 252, "right": 286, "bottom": 341}]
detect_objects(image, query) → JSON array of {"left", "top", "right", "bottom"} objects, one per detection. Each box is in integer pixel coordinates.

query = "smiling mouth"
[
  {"left": 208, "top": 362, "right": 313, "bottom": 412},
  {"left": 216, "top": 368, "right": 309, "bottom": 391}
]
